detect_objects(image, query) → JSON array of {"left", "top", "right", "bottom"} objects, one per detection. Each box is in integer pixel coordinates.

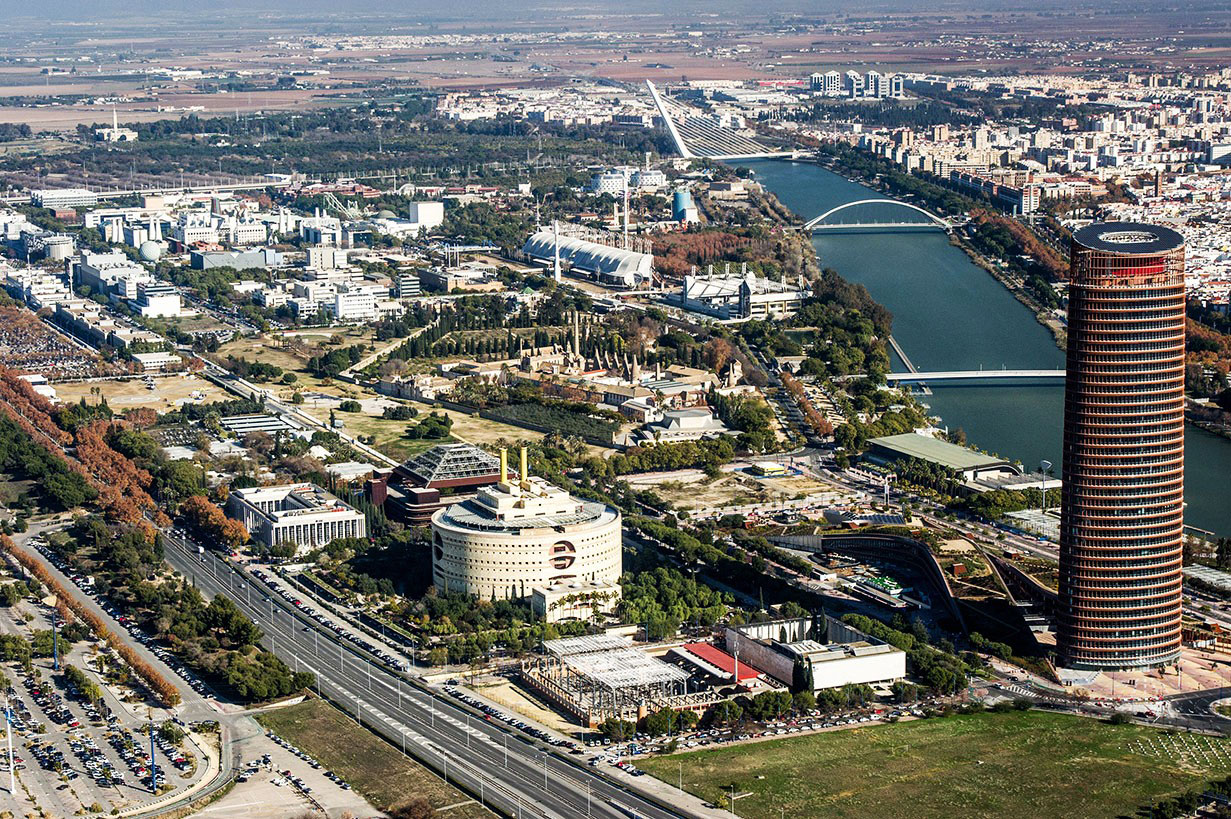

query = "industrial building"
[
  {"left": 430, "top": 447, "right": 622, "bottom": 602},
  {"left": 228, "top": 483, "right": 367, "bottom": 556},
  {"left": 520, "top": 634, "right": 717, "bottom": 726},
  {"left": 1057, "top": 223, "right": 1187, "bottom": 671},
  {"left": 190, "top": 248, "right": 281, "bottom": 271},
  {"left": 863, "top": 433, "right": 1023, "bottom": 483}
]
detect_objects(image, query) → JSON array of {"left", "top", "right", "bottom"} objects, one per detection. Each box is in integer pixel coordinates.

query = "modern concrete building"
[
  {"left": 228, "top": 483, "right": 367, "bottom": 555},
  {"left": 431, "top": 447, "right": 622, "bottom": 601},
  {"left": 722, "top": 616, "right": 906, "bottom": 692},
  {"left": 1057, "top": 222, "right": 1187, "bottom": 671}
]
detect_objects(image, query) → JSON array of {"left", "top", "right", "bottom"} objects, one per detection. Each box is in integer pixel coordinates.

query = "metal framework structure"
[
  {"left": 1057, "top": 222, "right": 1187, "bottom": 671},
  {"left": 521, "top": 635, "right": 711, "bottom": 726}
]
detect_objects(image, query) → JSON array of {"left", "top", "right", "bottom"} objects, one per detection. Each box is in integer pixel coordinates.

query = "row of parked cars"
[
  {"left": 25, "top": 676, "right": 81, "bottom": 729},
  {"left": 442, "top": 685, "right": 572, "bottom": 748},
  {"left": 250, "top": 731, "right": 351, "bottom": 792},
  {"left": 250, "top": 568, "right": 410, "bottom": 672},
  {"left": 32, "top": 537, "right": 210, "bottom": 701}
]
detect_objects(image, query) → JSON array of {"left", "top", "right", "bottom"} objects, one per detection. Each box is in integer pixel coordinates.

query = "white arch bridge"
[{"left": 803, "top": 199, "right": 952, "bottom": 232}]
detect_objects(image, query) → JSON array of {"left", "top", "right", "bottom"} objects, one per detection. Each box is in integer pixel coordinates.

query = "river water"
[{"left": 739, "top": 159, "right": 1231, "bottom": 538}]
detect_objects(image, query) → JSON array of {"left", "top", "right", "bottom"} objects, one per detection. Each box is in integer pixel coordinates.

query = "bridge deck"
[{"left": 887, "top": 369, "right": 1066, "bottom": 383}]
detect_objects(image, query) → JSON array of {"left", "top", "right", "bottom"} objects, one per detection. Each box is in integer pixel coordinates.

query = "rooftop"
[
  {"left": 867, "top": 432, "right": 1017, "bottom": 473},
  {"left": 398, "top": 442, "right": 502, "bottom": 487},
  {"left": 1072, "top": 221, "right": 1184, "bottom": 255}
]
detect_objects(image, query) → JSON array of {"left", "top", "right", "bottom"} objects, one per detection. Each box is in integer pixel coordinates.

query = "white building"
[
  {"left": 32, "top": 189, "right": 98, "bottom": 210},
  {"left": 134, "top": 283, "right": 183, "bottom": 318},
  {"left": 331, "top": 282, "right": 383, "bottom": 322},
  {"left": 406, "top": 201, "right": 445, "bottom": 231},
  {"left": 589, "top": 169, "right": 629, "bottom": 195},
  {"left": 228, "top": 484, "right": 367, "bottom": 555},
  {"left": 431, "top": 447, "right": 622, "bottom": 601},
  {"left": 724, "top": 616, "right": 906, "bottom": 693},
  {"left": 680, "top": 269, "right": 809, "bottom": 321}
]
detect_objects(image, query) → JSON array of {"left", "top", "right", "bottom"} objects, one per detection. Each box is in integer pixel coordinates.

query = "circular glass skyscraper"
[{"left": 1057, "top": 222, "right": 1186, "bottom": 671}]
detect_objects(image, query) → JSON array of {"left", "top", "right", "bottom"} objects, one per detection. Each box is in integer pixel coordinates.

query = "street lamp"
[{"left": 1039, "top": 459, "right": 1053, "bottom": 523}]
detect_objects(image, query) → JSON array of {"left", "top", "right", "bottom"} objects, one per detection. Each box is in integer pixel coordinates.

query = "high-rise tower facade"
[{"left": 1057, "top": 222, "right": 1186, "bottom": 671}]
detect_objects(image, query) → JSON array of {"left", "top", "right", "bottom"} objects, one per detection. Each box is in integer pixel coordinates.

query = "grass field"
[
  {"left": 334, "top": 412, "right": 458, "bottom": 462},
  {"left": 255, "top": 697, "right": 490, "bottom": 818},
  {"left": 639, "top": 711, "right": 1231, "bottom": 819}
]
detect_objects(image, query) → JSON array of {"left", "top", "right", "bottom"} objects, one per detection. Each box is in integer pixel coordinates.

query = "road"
[
  {"left": 157, "top": 532, "right": 692, "bottom": 819},
  {"left": 199, "top": 362, "right": 399, "bottom": 467}
]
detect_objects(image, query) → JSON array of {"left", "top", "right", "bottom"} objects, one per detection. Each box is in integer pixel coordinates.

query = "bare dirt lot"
[{"left": 54, "top": 374, "right": 228, "bottom": 411}]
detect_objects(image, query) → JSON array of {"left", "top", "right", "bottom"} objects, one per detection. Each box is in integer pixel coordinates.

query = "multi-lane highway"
[{"left": 158, "top": 532, "right": 690, "bottom": 819}]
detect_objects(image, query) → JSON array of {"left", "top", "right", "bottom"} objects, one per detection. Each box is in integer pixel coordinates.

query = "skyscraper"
[{"left": 1057, "top": 222, "right": 1186, "bottom": 671}]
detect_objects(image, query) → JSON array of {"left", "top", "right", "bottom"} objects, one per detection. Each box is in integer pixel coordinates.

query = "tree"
[
  {"left": 598, "top": 717, "right": 636, "bottom": 741},
  {"left": 708, "top": 699, "right": 743, "bottom": 727}
]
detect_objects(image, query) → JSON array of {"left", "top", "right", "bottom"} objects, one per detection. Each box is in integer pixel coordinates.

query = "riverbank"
[
  {"left": 739, "top": 157, "right": 1231, "bottom": 538},
  {"left": 800, "top": 152, "right": 1067, "bottom": 350}
]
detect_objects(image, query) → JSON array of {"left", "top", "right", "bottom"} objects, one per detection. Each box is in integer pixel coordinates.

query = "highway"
[{"left": 157, "top": 532, "right": 688, "bottom": 819}]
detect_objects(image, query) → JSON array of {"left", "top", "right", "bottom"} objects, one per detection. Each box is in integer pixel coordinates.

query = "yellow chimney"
[
  {"left": 499, "top": 447, "right": 508, "bottom": 484},
  {"left": 519, "top": 446, "right": 529, "bottom": 488}
]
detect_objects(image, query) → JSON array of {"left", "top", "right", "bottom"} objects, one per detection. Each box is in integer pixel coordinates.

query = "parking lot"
[
  {"left": 197, "top": 719, "right": 378, "bottom": 819},
  {"left": 0, "top": 545, "right": 211, "bottom": 816}
]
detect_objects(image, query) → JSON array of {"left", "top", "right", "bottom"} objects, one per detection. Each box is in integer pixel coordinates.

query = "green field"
[
  {"left": 255, "top": 697, "right": 490, "bottom": 818},
  {"left": 640, "top": 711, "right": 1231, "bottom": 819},
  {"left": 336, "top": 412, "right": 456, "bottom": 461}
]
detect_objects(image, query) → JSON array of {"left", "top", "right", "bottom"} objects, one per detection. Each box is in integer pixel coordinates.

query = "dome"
[
  {"left": 138, "top": 241, "right": 162, "bottom": 262},
  {"left": 376, "top": 209, "right": 396, "bottom": 220}
]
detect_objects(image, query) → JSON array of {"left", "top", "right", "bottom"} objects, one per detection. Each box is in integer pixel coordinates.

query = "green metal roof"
[{"left": 868, "top": 433, "right": 1013, "bottom": 472}]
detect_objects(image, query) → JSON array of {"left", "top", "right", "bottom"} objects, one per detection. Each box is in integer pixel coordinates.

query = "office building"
[
  {"left": 431, "top": 447, "right": 622, "bottom": 601},
  {"left": 32, "top": 188, "right": 98, "bottom": 210},
  {"left": 133, "top": 283, "right": 182, "bottom": 318},
  {"left": 1057, "top": 222, "right": 1187, "bottom": 671},
  {"left": 228, "top": 483, "right": 367, "bottom": 555}
]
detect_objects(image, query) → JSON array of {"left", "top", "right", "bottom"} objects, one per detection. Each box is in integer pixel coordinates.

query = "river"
[{"left": 738, "top": 159, "right": 1231, "bottom": 538}]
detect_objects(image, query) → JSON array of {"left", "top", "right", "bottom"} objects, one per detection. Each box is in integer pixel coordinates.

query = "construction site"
[{"left": 519, "top": 635, "right": 721, "bottom": 727}]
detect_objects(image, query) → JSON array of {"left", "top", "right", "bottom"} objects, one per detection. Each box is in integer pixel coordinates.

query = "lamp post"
[{"left": 1039, "top": 459, "right": 1053, "bottom": 521}]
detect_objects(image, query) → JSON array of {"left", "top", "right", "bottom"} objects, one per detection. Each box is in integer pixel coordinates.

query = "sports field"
[{"left": 640, "top": 710, "right": 1231, "bottom": 819}]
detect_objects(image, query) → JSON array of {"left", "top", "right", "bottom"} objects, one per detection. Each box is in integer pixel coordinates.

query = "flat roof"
[
  {"left": 1071, "top": 221, "right": 1184, "bottom": 255},
  {"left": 868, "top": 433, "right": 1014, "bottom": 472}
]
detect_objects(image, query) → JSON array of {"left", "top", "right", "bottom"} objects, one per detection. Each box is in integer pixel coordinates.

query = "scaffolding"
[{"left": 521, "top": 635, "right": 697, "bottom": 726}]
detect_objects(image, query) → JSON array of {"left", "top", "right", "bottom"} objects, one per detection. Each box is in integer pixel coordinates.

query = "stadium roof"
[
  {"left": 522, "top": 231, "right": 652, "bottom": 286},
  {"left": 867, "top": 433, "right": 1016, "bottom": 473}
]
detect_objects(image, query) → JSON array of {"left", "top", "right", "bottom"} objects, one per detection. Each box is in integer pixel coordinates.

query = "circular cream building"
[{"left": 431, "top": 448, "right": 622, "bottom": 601}]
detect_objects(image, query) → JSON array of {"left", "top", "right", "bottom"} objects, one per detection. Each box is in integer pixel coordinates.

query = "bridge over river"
[{"left": 885, "top": 369, "right": 1067, "bottom": 384}]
